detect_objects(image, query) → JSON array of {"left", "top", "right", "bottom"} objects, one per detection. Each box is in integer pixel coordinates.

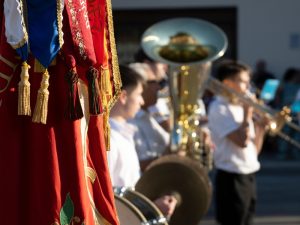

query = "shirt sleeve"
[
  {"left": 106, "top": 132, "right": 120, "bottom": 185},
  {"left": 208, "top": 101, "right": 240, "bottom": 139}
]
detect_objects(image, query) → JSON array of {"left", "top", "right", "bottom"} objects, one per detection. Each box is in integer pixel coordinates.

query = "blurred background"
[
  {"left": 112, "top": 0, "right": 300, "bottom": 79},
  {"left": 111, "top": 1, "right": 300, "bottom": 224}
]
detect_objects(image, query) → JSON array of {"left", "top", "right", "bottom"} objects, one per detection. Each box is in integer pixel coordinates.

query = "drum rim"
[
  {"left": 123, "top": 189, "right": 168, "bottom": 225},
  {"left": 127, "top": 190, "right": 165, "bottom": 218},
  {"left": 114, "top": 194, "right": 148, "bottom": 222}
]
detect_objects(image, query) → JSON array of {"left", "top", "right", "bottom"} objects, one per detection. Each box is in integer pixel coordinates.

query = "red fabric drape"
[{"left": 0, "top": 1, "right": 119, "bottom": 224}]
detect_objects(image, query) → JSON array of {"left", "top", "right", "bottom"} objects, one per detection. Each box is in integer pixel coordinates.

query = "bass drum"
[
  {"left": 114, "top": 188, "right": 168, "bottom": 225},
  {"left": 114, "top": 194, "right": 147, "bottom": 225}
]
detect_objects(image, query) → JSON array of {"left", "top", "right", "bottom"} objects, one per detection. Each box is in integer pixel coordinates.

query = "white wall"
[
  {"left": 112, "top": 0, "right": 300, "bottom": 78},
  {"left": 239, "top": 1, "right": 300, "bottom": 78}
]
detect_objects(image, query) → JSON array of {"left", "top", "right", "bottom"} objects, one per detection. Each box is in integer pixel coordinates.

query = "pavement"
[{"left": 199, "top": 153, "right": 300, "bottom": 225}]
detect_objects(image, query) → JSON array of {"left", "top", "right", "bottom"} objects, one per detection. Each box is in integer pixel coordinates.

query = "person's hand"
[
  {"left": 202, "top": 128, "right": 215, "bottom": 151},
  {"left": 242, "top": 103, "right": 254, "bottom": 123},
  {"left": 153, "top": 195, "right": 177, "bottom": 219},
  {"left": 176, "top": 149, "right": 187, "bottom": 157},
  {"left": 243, "top": 91, "right": 256, "bottom": 122},
  {"left": 254, "top": 113, "right": 271, "bottom": 129}
]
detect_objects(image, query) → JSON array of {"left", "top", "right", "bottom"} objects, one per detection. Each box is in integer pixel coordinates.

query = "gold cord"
[
  {"left": 32, "top": 69, "right": 50, "bottom": 124},
  {"left": 18, "top": 61, "right": 31, "bottom": 116}
]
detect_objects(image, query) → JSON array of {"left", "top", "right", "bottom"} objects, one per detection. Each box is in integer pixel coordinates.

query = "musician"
[
  {"left": 129, "top": 61, "right": 215, "bottom": 171},
  {"left": 128, "top": 62, "right": 170, "bottom": 171},
  {"left": 107, "top": 65, "right": 177, "bottom": 218},
  {"left": 133, "top": 48, "right": 171, "bottom": 132},
  {"left": 208, "top": 60, "right": 267, "bottom": 225}
]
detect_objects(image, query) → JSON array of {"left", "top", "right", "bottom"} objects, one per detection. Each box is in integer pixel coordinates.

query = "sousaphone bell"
[{"left": 135, "top": 18, "right": 228, "bottom": 225}]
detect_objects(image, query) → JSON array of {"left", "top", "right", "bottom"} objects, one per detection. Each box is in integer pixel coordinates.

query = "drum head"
[
  {"left": 123, "top": 190, "right": 168, "bottom": 225},
  {"left": 114, "top": 194, "right": 147, "bottom": 225}
]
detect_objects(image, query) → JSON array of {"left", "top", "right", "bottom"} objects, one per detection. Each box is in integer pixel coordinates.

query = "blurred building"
[{"left": 112, "top": 0, "right": 300, "bottom": 79}]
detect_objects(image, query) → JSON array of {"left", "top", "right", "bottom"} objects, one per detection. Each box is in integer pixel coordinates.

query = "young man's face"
[
  {"left": 225, "top": 71, "right": 251, "bottom": 94},
  {"left": 123, "top": 82, "right": 144, "bottom": 119}
]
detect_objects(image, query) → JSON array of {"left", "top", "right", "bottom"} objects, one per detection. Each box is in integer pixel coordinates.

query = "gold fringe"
[
  {"left": 103, "top": 111, "right": 111, "bottom": 151},
  {"left": 32, "top": 69, "right": 50, "bottom": 124},
  {"left": 99, "top": 77, "right": 110, "bottom": 150},
  {"left": 100, "top": 66, "right": 112, "bottom": 97},
  {"left": 103, "top": 0, "right": 122, "bottom": 151},
  {"left": 100, "top": 67, "right": 112, "bottom": 150},
  {"left": 56, "top": 0, "right": 64, "bottom": 48},
  {"left": 105, "top": 0, "right": 122, "bottom": 111},
  {"left": 18, "top": 62, "right": 31, "bottom": 116}
]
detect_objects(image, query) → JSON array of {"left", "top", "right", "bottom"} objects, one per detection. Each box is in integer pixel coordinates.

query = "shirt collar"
[
  {"left": 134, "top": 109, "right": 147, "bottom": 119},
  {"left": 109, "top": 118, "right": 137, "bottom": 137}
]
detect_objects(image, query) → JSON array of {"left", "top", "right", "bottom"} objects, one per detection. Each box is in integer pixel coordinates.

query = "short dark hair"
[
  {"left": 119, "top": 64, "right": 145, "bottom": 91},
  {"left": 215, "top": 60, "right": 251, "bottom": 81}
]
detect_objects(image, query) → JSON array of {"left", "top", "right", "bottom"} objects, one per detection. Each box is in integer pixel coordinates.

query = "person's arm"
[
  {"left": 226, "top": 104, "right": 253, "bottom": 148},
  {"left": 253, "top": 124, "right": 266, "bottom": 154},
  {"left": 227, "top": 104, "right": 267, "bottom": 152},
  {"left": 252, "top": 113, "right": 268, "bottom": 153}
]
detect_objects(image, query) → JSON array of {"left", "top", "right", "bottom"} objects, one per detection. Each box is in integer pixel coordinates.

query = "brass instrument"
[
  {"left": 135, "top": 18, "right": 228, "bottom": 225},
  {"left": 205, "top": 77, "right": 300, "bottom": 149},
  {"left": 142, "top": 18, "right": 227, "bottom": 162}
]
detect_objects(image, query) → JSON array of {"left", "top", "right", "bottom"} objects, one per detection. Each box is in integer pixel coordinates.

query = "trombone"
[{"left": 205, "top": 76, "right": 300, "bottom": 149}]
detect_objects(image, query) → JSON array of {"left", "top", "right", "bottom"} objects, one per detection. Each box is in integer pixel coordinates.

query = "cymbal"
[{"left": 135, "top": 154, "right": 212, "bottom": 225}]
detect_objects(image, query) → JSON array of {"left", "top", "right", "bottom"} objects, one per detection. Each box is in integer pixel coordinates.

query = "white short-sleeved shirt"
[
  {"left": 147, "top": 98, "right": 207, "bottom": 123},
  {"left": 107, "top": 119, "right": 141, "bottom": 188},
  {"left": 147, "top": 98, "right": 171, "bottom": 123},
  {"left": 130, "top": 110, "right": 170, "bottom": 161},
  {"left": 208, "top": 96, "right": 260, "bottom": 174}
]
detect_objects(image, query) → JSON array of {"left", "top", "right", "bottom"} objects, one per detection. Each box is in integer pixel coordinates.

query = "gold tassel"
[
  {"left": 100, "top": 67, "right": 112, "bottom": 97},
  {"left": 18, "top": 62, "right": 31, "bottom": 116},
  {"left": 100, "top": 67, "right": 112, "bottom": 151},
  {"left": 32, "top": 69, "right": 50, "bottom": 124},
  {"left": 103, "top": 111, "right": 111, "bottom": 151},
  {"left": 100, "top": 90, "right": 111, "bottom": 151}
]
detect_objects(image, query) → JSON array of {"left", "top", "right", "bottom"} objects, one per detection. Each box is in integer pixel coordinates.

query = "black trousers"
[{"left": 215, "top": 169, "right": 257, "bottom": 225}]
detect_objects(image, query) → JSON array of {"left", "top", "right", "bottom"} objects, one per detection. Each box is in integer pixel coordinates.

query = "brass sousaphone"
[{"left": 135, "top": 18, "right": 228, "bottom": 225}]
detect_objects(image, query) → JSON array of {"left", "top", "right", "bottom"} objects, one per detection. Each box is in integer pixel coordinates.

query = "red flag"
[{"left": 0, "top": 0, "right": 120, "bottom": 224}]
